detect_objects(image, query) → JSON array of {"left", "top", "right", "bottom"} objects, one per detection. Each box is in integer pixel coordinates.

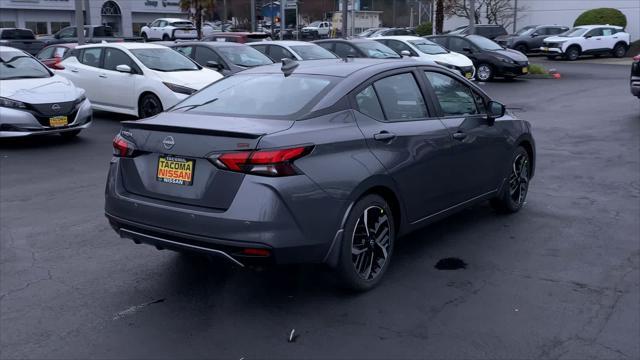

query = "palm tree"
[
  {"left": 435, "top": 0, "right": 444, "bottom": 34},
  {"left": 180, "top": 0, "right": 216, "bottom": 38}
]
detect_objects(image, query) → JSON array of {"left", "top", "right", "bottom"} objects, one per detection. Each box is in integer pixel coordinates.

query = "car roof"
[
  {"left": 373, "top": 35, "right": 424, "bottom": 41},
  {"left": 166, "top": 41, "right": 246, "bottom": 48},
  {"left": 155, "top": 18, "right": 191, "bottom": 22},
  {"left": 249, "top": 40, "right": 317, "bottom": 47},
  {"left": 75, "top": 42, "right": 168, "bottom": 50},
  {"left": 315, "top": 38, "right": 379, "bottom": 44},
  {"left": 239, "top": 58, "right": 432, "bottom": 78}
]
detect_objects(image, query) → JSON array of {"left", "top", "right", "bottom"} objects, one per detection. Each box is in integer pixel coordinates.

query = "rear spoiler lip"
[{"left": 121, "top": 121, "right": 263, "bottom": 139}]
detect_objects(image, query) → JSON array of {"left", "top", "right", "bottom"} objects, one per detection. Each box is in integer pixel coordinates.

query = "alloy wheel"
[
  {"left": 477, "top": 65, "right": 491, "bottom": 81},
  {"left": 140, "top": 96, "right": 161, "bottom": 118},
  {"left": 351, "top": 206, "right": 391, "bottom": 281},
  {"left": 509, "top": 153, "right": 529, "bottom": 206}
]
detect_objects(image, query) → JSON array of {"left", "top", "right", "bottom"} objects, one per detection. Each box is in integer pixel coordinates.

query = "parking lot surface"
[{"left": 1, "top": 60, "right": 639, "bottom": 359}]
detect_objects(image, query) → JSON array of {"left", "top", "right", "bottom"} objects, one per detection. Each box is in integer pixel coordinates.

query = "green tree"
[
  {"left": 416, "top": 22, "right": 433, "bottom": 36},
  {"left": 574, "top": 8, "right": 627, "bottom": 29},
  {"left": 180, "top": 0, "right": 217, "bottom": 38}
]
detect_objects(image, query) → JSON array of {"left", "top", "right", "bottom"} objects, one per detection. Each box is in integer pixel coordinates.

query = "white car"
[
  {"left": 541, "top": 25, "right": 630, "bottom": 61},
  {"left": 57, "top": 43, "right": 223, "bottom": 118},
  {"left": 140, "top": 18, "right": 198, "bottom": 42},
  {"left": 301, "top": 21, "right": 332, "bottom": 39},
  {"left": 248, "top": 41, "right": 337, "bottom": 61},
  {"left": 374, "top": 36, "right": 476, "bottom": 79},
  {"left": 0, "top": 46, "right": 91, "bottom": 138}
]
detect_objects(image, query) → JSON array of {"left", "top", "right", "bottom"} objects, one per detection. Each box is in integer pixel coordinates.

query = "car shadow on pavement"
[{"left": 0, "top": 133, "right": 86, "bottom": 150}]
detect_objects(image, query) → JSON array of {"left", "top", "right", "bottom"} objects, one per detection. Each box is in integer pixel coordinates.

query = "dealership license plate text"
[{"left": 157, "top": 156, "right": 195, "bottom": 186}]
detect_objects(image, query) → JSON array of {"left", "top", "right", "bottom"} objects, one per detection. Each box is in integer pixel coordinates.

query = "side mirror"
[
  {"left": 116, "top": 64, "right": 132, "bottom": 73},
  {"left": 400, "top": 50, "right": 411, "bottom": 57},
  {"left": 462, "top": 47, "right": 473, "bottom": 53},
  {"left": 530, "top": 32, "right": 539, "bottom": 37},
  {"left": 584, "top": 35, "right": 592, "bottom": 38},
  {"left": 488, "top": 100, "right": 506, "bottom": 119},
  {"left": 206, "top": 60, "right": 223, "bottom": 71}
]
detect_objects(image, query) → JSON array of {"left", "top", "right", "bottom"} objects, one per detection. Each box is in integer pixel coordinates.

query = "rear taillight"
[
  {"left": 112, "top": 133, "right": 137, "bottom": 157},
  {"left": 211, "top": 146, "right": 313, "bottom": 177}
]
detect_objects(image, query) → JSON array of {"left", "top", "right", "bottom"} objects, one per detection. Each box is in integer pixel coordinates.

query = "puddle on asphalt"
[{"left": 434, "top": 257, "right": 467, "bottom": 270}]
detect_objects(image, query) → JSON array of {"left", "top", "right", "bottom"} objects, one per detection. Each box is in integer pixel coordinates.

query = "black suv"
[
  {"left": 449, "top": 24, "right": 507, "bottom": 40},
  {"left": 495, "top": 25, "right": 569, "bottom": 54}
]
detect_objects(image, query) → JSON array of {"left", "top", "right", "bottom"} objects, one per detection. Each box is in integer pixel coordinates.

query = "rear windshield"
[
  {"left": 1, "top": 29, "right": 35, "bottom": 40},
  {"left": 170, "top": 74, "right": 336, "bottom": 118},
  {"left": 217, "top": 46, "right": 273, "bottom": 67},
  {"left": 171, "top": 21, "right": 194, "bottom": 27},
  {"left": 0, "top": 52, "right": 51, "bottom": 80},
  {"left": 290, "top": 45, "right": 337, "bottom": 60}
]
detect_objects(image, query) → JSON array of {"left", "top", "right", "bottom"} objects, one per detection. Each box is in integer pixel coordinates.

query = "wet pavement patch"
[{"left": 435, "top": 258, "right": 467, "bottom": 270}]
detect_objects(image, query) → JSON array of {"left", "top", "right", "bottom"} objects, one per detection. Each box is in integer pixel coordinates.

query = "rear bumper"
[
  {"left": 104, "top": 159, "right": 347, "bottom": 265},
  {"left": 631, "top": 76, "right": 640, "bottom": 97},
  {"left": 0, "top": 98, "right": 92, "bottom": 138}
]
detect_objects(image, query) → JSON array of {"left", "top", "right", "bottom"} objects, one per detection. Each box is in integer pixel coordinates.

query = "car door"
[
  {"left": 65, "top": 47, "right": 104, "bottom": 101},
  {"left": 529, "top": 27, "right": 550, "bottom": 49},
  {"left": 352, "top": 69, "right": 457, "bottom": 222},
  {"left": 422, "top": 70, "right": 508, "bottom": 203},
  {"left": 600, "top": 28, "right": 618, "bottom": 50},
  {"left": 582, "top": 28, "right": 604, "bottom": 52},
  {"left": 99, "top": 47, "right": 137, "bottom": 110}
]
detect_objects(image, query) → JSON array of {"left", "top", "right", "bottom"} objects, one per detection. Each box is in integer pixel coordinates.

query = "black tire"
[
  {"left": 163, "top": 34, "right": 171, "bottom": 41},
  {"left": 138, "top": 93, "right": 163, "bottom": 119},
  {"left": 476, "top": 63, "right": 494, "bottom": 81},
  {"left": 514, "top": 44, "right": 528, "bottom": 54},
  {"left": 59, "top": 129, "right": 81, "bottom": 139},
  {"left": 312, "top": 30, "right": 318, "bottom": 40},
  {"left": 491, "top": 146, "right": 531, "bottom": 213},
  {"left": 142, "top": 33, "right": 148, "bottom": 42},
  {"left": 565, "top": 46, "right": 580, "bottom": 61},
  {"left": 612, "top": 43, "right": 627, "bottom": 58},
  {"left": 336, "top": 194, "right": 395, "bottom": 291}
]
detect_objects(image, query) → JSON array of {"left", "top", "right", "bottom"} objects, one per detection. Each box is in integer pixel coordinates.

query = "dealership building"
[{"left": 0, "top": 0, "right": 189, "bottom": 36}]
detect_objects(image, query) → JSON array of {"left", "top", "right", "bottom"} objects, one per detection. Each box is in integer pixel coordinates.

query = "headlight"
[
  {"left": 0, "top": 97, "right": 27, "bottom": 109},
  {"left": 498, "top": 57, "right": 516, "bottom": 64},
  {"left": 163, "top": 82, "right": 196, "bottom": 95},
  {"left": 435, "top": 61, "right": 457, "bottom": 70}
]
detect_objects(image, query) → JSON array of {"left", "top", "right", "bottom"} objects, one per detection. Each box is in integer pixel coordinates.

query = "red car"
[
  {"left": 202, "top": 32, "right": 271, "bottom": 44},
  {"left": 35, "top": 43, "right": 76, "bottom": 69}
]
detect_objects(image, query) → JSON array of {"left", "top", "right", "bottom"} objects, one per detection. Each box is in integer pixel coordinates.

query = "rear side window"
[
  {"left": 1, "top": 29, "right": 35, "bottom": 40},
  {"left": 174, "top": 45, "right": 194, "bottom": 58},
  {"left": 425, "top": 71, "right": 478, "bottom": 116},
  {"left": 356, "top": 86, "right": 385, "bottom": 120},
  {"left": 79, "top": 48, "right": 102, "bottom": 67},
  {"left": 54, "top": 47, "right": 68, "bottom": 58},
  {"left": 373, "top": 73, "right": 428, "bottom": 121}
]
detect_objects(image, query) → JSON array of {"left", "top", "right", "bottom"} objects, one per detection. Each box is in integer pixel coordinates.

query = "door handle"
[
  {"left": 452, "top": 131, "right": 467, "bottom": 140},
  {"left": 99, "top": 74, "right": 107, "bottom": 78},
  {"left": 373, "top": 131, "right": 396, "bottom": 142},
  {"left": 70, "top": 69, "right": 79, "bottom": 73}
]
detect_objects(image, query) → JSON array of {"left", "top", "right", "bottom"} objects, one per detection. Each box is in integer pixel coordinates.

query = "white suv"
[
  {"left": 301, "top": 21, "right": 332, "bottom": 39},
  {"left": 541, "top": 25, "right": 629, "bottom": 61},
  {"left": 141, "top": 18, "right": 198, "bottom": 42}
]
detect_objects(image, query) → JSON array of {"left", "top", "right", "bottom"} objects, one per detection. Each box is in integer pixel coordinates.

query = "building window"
[
  {"left": 25, "top": 21, "right": 48, "bottom": 35},
  {"left": 50, "top": 22, "right": 71, "bottom": 34},
  {"left": 132, "top": 23, "right": 147, "bottom": 36},
  {"left": 0, "top": 21, "right": 16, "bottom": 28}
]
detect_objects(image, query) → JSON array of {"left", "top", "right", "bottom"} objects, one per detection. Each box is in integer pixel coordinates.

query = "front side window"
[
  {"left": 79, "top": 48, "right": 103, "bottom": 67},
  {"left": 217, "top": 45, "right": 273, "bottom": 67},
  {"left": 334, "top": 43, "right": 359, "bottom": 58},
  {"left": 103, "top": 48, "right": 135, "bottom": 72},
  {"left": 194, "top": 46, "right": 225, "bottom": 67},
  {"left": 268, "top": 45, "right": 295, "bottom": 61},
  {"left": 170, "top": 74, "right": 335, "bottom": 118},
  {"left": 130, "top": 48, "right": 199, "bottom": 72},
  {"left": 425, "top": 71, "right": 478, "bottom": 116},
  {"left": 373, "top": 73, "right": 428, "bottom": 121},
  {"left": 0, "top": 51, "right": 52, "bottom": 80},
  {"left": 290, "top": 45, "right": 336, "bottom": 60},
  {"left": 355, "top": 85, "right": 384, "bottom": 120},
  {"left": 385, "top": 40, "right": 415, "bottom": 56}
]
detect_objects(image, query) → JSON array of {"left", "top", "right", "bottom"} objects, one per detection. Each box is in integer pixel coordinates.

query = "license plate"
[
  {"left": 522, "top": 67, "right": 528, "bottom": 74},
  {"left": 465, "top": 72, "right": 473, "bottom": 79},
  {"left": 156, "top": 155, "right": 195, "bottom": 186},
  {"left": 49, "top": 116, "right": 68, "bottom": 127}
]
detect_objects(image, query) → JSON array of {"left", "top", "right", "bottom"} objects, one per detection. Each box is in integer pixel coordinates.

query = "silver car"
[{"left": 0, "top": 46, "right": 92, "bottom": 138}]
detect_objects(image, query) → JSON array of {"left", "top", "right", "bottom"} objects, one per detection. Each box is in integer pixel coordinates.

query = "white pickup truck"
[{"left": 301, "top": 21, "right": 332, "bottom": 39}]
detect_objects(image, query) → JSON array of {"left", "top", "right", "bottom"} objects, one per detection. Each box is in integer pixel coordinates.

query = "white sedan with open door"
[{"left": 57, "top": 43, "right": 223, "bottom": 118}]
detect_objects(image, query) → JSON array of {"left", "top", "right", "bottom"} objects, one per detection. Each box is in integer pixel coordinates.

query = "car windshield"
[
  {"left": 561, "top": 28, "right": 588, "bottom": 37},
  {"left": 355, "top": 42, "right": 400, "bottom": 58},
  {"left": 170, "top": 74, "right": 335, "bottom": 118},
  {"left": 290, "top": 45, "right": 337, "bottom": 60},
  {"left": 217, "top": 45, "right": 273, "bottom": 67},
  {"left": 467, "top": 35, "right": 503, "bottom": 50},
  {"left": 408, "top": 40, "right": 448, "bottom": 55},
  {"left": 0, "top": 52, "right": 51, "bottom": 80},
  {"left": 130, "top": 48, "right": 200, "bottom": 71},
  {"left": 514, "top": 26, "right": 536, "bottom": 36}
]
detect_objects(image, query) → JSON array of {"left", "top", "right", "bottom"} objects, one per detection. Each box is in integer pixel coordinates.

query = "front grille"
[
  {"left": 459, "top": 66, "right": 474, "bottom": 76},
  {"left": 544, "top": 42, "right": 560, "bottom": 49},
  {"left": 33, "top": 110, "right": 78, "bottom": 127},
  {"left": 28, "top": 101, "right": 75, "bottom": 116}
]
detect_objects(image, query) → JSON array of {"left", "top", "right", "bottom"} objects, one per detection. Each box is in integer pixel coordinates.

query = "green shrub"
[
  {"left": 415, "top": 22, "right": 433, "bottom": 36},
  {"left": 528, "top": 64, "right": 548, "bottom": 75},
  {"left": 574, "top": 8, "right": 627, "bottom": 28}
]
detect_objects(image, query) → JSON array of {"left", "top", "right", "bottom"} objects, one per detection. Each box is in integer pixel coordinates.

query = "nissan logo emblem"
[
  {"left": 51, "top": 104, "right": 61, "bottom": 111},
  {"left": 162, "top": 136, "right": 175, "bottom": 150}
]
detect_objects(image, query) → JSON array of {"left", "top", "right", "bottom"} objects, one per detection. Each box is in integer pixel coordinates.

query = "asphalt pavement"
[{"left": 1, "top": 60, "right": 639, "bottom": 359}]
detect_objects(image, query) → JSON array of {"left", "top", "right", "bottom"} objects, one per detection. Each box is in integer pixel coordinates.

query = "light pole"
[
  {"left": 469, "top": 0, "right": 475, "bottom": 33},
  {"left": 341, "top": 0, "right": 348, "bottom": 38},
  {"left": 251, "top": 0, "right": 256, "bottom": 32},
  {"left": 74, "top": 0, "right": 84, "bottom": 45}
]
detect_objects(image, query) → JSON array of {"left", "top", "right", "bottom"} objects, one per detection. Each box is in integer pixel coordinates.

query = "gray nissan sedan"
[{"left": 105, "top": 58, "right": 535, "bottom": 290}]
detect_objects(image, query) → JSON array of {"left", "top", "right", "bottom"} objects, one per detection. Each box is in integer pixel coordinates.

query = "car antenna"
[{"left": 281, "top": 58, "right": 298, "bottom": 77}]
